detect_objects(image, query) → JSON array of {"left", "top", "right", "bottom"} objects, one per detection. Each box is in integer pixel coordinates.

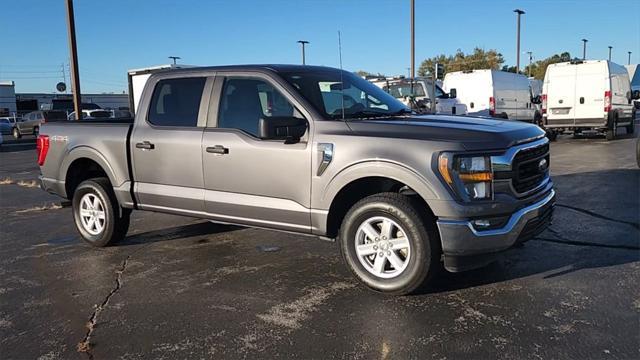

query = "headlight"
[{"left": 438, "top": 153, "right": 493, "bottom": 201}]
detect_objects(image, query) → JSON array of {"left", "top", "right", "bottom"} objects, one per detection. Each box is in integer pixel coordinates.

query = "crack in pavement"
[
  {"left": 77, "top": 245, "right": 148, "bottom": 359},
  {"left": 556, "top": 203, "right": 640, "bottom": 230},
  {"left": 534, "top": 228, "right": 640, "bottom": 251}
]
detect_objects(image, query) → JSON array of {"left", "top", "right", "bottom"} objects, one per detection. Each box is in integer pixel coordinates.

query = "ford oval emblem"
[{"left": 538, "top": 158, "right": 548, "bottom": 172}]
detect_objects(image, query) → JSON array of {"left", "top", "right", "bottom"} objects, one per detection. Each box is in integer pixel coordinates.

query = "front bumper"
[{"left": 437, "top": 189, "right": 555, "bottom": 272}]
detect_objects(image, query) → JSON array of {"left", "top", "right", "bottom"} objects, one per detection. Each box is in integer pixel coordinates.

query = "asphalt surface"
[{"left": 0, "top": 130, "right": 639, "bottom": 359}]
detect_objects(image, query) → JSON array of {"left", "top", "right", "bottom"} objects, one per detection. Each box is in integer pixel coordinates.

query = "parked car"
[
  {"left": 0, "top": 117, "right": 17, "bottom": 135},
  {"left": 37, "top": 65, "right": 554, "bottom": 295},
  {"left": 67, "top": 109, "right": 112, "bottom": 120},
  {"left": 13, "top": 110, "right": 67, "bottom": 138},
  {"left": 443, "top": 69, "right": 539, "bottom": 122},
  {"left": 371, "top": 77, "right": 467, "bottom": 115},
  {"left": 543, "top": 60, "right": 638, "bottom": 140}
]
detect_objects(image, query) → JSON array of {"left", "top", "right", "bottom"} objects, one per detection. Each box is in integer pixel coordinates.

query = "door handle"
[
  {"left": 579, "top": 97, "right": 585, "bottom": 104},
  {"left": 206, "top": 145, "right": 229, "bottom": 155},
  {"left": 135, "top": 141, "right": 154, "bottom": 150}
]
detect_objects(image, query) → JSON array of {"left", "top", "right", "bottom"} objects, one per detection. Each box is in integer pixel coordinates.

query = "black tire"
[
  {"left": 572, "top": 128, "right": 582, "bottom": 139},
  {"left": 33, "top": 126, "right": 39, "bottom": 136},
  {"left": 606, "top": 113, "right": 617, "bottom": 141},
  {"left": 12, "top": 127, "right": 21, "bottom": 139},
  {"left": 636, "top": 138, "right": 640, "bottom": 168},
  {"left": 627, "top": 112, "right": 635, "bottom": 134},
  {"left": 338, "top": 193, "right": 440, "bottom": 295},
  {"left": 547, "top": 130, "right": 558, "bottom": 142},
  {"left": 72, "top": 177, "right": 130, "bottom": 247}
]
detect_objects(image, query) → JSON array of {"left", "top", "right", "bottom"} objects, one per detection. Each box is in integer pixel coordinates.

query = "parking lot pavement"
[{"left": 1, "top": 134, "right": 638, "bottom": 360}]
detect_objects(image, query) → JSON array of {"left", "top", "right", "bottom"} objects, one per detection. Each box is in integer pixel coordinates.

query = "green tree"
[
  {"left": 524, "top": 52, "right": 572, "bottom": 80},
  {"left": 418, "top": 48, "right": 505, "bottom": 78}
]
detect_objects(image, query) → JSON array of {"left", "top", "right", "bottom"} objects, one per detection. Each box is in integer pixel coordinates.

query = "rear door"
[
  {"left": 131, "top": 75, "right": 211, "bottom": 213},
  {"left": 546, "top": 65, "right": 577, "bottom": 125},
  {"left": 574, "top": 62, "right": 606, "bottom": 123}
]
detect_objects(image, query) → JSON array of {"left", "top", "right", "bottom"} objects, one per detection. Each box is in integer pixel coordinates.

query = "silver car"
[{"left": 0, "top": 117, "right": 16, "bottom": 135}]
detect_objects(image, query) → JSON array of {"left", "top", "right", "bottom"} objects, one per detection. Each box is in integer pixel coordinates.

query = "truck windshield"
[{"left": 282, "top": 70, "right": 410, "bottom": 119}]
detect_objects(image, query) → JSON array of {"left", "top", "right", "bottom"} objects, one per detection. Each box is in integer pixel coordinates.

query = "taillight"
[
  {"left": 604, "top": 90, "right": 611, "bottom": 112},
  {"left": 541, "top": 94, "right": 547, "bottom": 114},
  {"left": 36, "top": 135, "right": 50, "bottom": 166},
  {"left": 489, "top": 96, "right": 495, "bottom": 116}
]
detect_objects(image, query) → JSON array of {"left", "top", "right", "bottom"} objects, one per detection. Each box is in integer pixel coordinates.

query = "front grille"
[{"left": 512, "top": 143, "right": 549, "bottom": 194}]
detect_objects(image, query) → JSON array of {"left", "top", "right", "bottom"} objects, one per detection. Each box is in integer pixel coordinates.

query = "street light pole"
[
  {"left": 514, "top": 9, "right": 525, "bottom": 74},
  {"left": 297, "top": 40, "right": 309, "bottom": 65},
  {"left": 608, "top": 46, "right": 612, "bottom": 61},
  {"left": 65, "top": 0, "right": 82, "bottom": 120},
  {"left": 526, "top": 51, "right": 533, "bottom": 77},
  {"left": 410, "top": 0, "right": 415, "bottom": 95},
  {"left": 581, "top": 39, "right": 588, "bottom": 60},
  {"left": 629, "top": 51, "right": 632, "bottom": 65},
  {"left": 168, "top": 56, "right": 181, "bottom": 65}
]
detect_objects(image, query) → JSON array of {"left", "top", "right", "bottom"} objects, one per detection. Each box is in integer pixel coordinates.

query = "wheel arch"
[
  {"left": 61, "top": 147, "right": 122, "bottom": 201},
  {"left": 320, "top": 162, "right": 441, "bottom": 238}
]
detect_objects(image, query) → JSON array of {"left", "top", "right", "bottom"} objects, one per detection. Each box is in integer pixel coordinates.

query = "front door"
[
  {"left": 202, "top": 75, "right": 312, "bottom": 232},
  {"left": 131, "top": 76, "right": 209, "bottom": 213}
]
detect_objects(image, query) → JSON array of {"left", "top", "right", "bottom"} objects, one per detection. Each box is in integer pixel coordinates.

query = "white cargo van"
[
  {"left": 127, "top": 64, "right": 195, "bottom": 115},
  {"left": 371, "top": 77, "right": 467, "bottom": 115},
  {"left": 443, "top": 70, "right": 539, "bottom": 122},
  {"left": 543, "top": 60, "right": 638, "bottom": 140}
]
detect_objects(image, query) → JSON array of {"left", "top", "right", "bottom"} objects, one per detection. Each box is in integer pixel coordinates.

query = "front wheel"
[
  {"left": 12, "top": 127, "right": 21, "bottom": 139},
  {"left": 339, "top": 193, "right": 440, "bottom": 295},
  {"left": 72, "top": 178, "right": 130, "bottom": 247}
]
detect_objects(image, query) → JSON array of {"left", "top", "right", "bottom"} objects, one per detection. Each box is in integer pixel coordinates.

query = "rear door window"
[{"left": 148, "top": 77, "right": 206, "bottom": 127}]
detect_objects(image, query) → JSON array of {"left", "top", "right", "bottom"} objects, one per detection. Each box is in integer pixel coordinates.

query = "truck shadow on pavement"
[{"left": 116, "top": 221, "right": 241, "bottom": 246}]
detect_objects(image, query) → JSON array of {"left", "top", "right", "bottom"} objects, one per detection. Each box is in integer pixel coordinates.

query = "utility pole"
[
  {"left": 410, "top": 0, "right": 415, "bottom": 95},
  {"left": 526, "top": 51, "right": 533, "bottom": 77},
  {"left": 297, "top": 40, "right": 309, "bottom": 65},
  {"left": 628, "top": 51, "right": 632, "bottom": 65},
  {"left": 581, "top": 39, "right": 588, "bottom": 60},
  {"left": 65, "top": 0, "right": 82, "bottom": 120},
  {"left": 168, "top": 56, "right": 181, "bottom": 65},
  {"left": 608, "top": 46, "right": 612, "bottom": 61},
  {"left": 514, "top": 9, "right": 525, "bottom": 74}
]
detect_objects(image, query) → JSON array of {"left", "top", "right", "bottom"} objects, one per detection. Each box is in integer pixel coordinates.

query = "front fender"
[{"left": 318, "top": 160, "right": 446, "bottom": 211}]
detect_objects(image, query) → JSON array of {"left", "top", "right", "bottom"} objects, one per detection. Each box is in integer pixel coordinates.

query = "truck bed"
[{"left": 39, "top": 120, "right": 134, "bottom": 202}]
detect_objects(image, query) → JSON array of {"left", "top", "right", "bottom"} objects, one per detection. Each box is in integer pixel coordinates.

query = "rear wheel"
[
  {"left": 547, "top": 129, "right": 558, "bottom": 142},
  {"left": 12, "top": 127, "right": 21, "bottom": 139},
  {"left": 626, "top": 111, "right": 636, "bottom": 134},
  {"left": 72, "top": 177, "right": 130, "bottom": 247},
  {"left": 606, "top": 113, "right": 618, "bottom": 141},
  {"left": 338, "top": 193, "right": 440, "bottom": 295}
]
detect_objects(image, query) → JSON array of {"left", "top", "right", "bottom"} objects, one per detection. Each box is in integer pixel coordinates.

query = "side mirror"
[
  {"left": 449, "top": 88, "right": 457, "bottom": 99},
  {"left": 633, "top": 90, "right": 640, "bottom": 100},
  {"left": 258, "top": 116, "right": 307, "bottom": 143}
]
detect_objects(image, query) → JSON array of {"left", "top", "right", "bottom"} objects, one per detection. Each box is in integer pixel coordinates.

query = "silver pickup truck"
[{"left": 37, "top": 65, "right": 555, "bottom": 295}]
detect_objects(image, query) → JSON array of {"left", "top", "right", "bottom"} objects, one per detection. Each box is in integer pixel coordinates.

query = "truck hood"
[{"left": 345, "top": 115, "right": 546, "bottom": 151}]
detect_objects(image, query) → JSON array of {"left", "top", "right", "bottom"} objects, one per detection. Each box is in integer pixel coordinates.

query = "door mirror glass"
[
  {"left": 258, "top": 116, "right": 307, "bottom": 143},
  {"left": 449, "top": 88, "right": 457, "bottom": 99},
  {"left": 632, "top": 90, "right": 640, "bottom": 100}
]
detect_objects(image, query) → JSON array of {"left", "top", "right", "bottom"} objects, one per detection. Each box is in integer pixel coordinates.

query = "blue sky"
[{"left": 1, "top": 0, "right": 639, "bottom": 93}]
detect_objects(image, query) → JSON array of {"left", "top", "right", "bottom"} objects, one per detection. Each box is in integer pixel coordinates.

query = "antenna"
[{"left": 338, "top": 30, "right": 345, "bottom": 120}]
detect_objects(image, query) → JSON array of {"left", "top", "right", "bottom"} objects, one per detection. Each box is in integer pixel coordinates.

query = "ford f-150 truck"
[{"left": 37, "top": 65, "right": 555, "bottom": 295}]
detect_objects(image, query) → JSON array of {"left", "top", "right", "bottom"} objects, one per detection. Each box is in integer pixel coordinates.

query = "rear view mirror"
[
  {"left": 258, "top": 116, "right": 307, "bottom": 143},
  {"left": 330, "top": 82, "right": 351, "bottom": 91},
  {"left": 449, "top": 88, "right": 457, "bottom": 99},
  {"left": 633, "top": 90, "right": 640, "bottom": 100}
]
